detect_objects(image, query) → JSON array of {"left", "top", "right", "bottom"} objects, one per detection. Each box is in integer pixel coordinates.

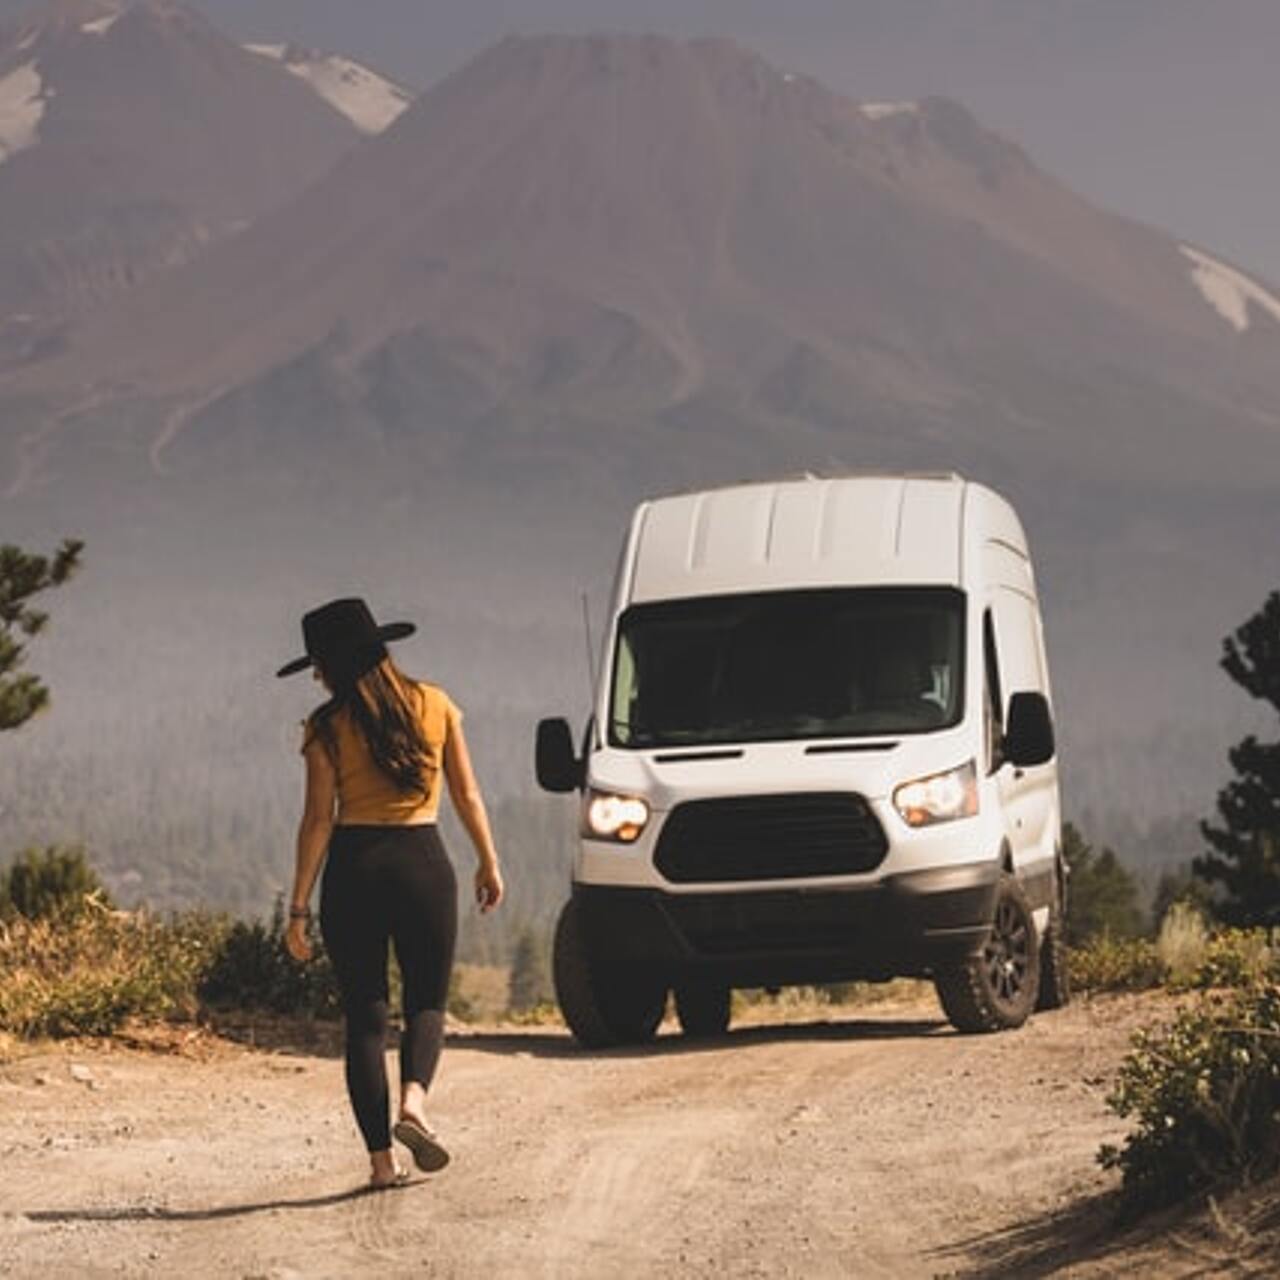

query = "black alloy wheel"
[
  {"left": 983, "top": 894, "right": 1032, "bottom": 1015},
  {"left": 933, "top": 872, "right": 1041, "bottom": 1034}
]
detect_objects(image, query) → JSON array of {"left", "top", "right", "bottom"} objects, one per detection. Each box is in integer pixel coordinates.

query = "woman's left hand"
[
  {"left": 475, "top": 862, "right": 504, "bottom": 914},
  {"left": 285, "top": 916, "right": 313, "bottom": 963}
]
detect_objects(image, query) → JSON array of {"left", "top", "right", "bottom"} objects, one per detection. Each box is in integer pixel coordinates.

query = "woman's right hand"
[{"left": 285, "top": 916, "right": 313, "bottom": 963}]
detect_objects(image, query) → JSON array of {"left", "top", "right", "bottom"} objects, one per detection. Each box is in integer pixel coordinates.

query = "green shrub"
[
  {"left": 0, "top": 845, "right": 110, "bottom": 923},
  {"left": 1068, "top": 935, "right": 1166, "bottom": 992},
  {"left": 197, "top": 898, "right": 340, "bottom": 1019},
  {"left": 1100, "top": 983, "right": 1280, "bottom": 1206},
  {"left": 1065, "top": 923, "right": 1275, "bottom": 995},
  {"left": 1195, "top": 929, "right": 1276, "bottom": 990}
]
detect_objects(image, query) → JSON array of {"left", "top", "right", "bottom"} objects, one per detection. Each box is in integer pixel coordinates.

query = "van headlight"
[
  {"left": 582, "top": 790, "right": 650, "bottom": 843},
  {"left": 893, "top": 760, "right": 978, "bottom": 828}
]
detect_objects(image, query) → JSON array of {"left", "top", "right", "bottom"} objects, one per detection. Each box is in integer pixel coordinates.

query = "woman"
[{"left": 277, "top": 597, "right": 504, "bottom": 1189}]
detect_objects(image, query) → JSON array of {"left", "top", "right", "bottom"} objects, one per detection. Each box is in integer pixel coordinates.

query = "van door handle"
[{"left": 1013, "top": 768, "right": 1025, "bottom": 781}]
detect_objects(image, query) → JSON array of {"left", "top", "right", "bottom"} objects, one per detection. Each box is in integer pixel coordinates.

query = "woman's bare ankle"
[
  {"left": 399, "top": 1080, "right": 429, "bottom": 1123},
  {"left": 369, "top": 1148, "right": 398, "bottom": 1182}
]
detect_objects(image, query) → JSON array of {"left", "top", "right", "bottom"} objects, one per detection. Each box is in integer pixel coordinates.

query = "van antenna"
[{"left": 580, "top": 591, "right": 599, "bottom": 708}]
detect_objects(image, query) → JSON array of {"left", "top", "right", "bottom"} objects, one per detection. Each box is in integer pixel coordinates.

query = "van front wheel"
[
  {"left": 934, "top": 873, "right": 1040, "bottom": 1034},
  {"left": 553, "top": 897, "right": 667, "bottom": 1048}
]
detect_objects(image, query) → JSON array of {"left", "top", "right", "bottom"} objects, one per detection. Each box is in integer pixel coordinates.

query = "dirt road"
[{"left": 0, "top": 992, "right": 1228, "bottom": 1278}]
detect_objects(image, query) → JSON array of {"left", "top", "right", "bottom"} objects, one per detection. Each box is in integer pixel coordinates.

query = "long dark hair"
[{"left": 307, "top": 655, "right": 433, "bottom": 795}]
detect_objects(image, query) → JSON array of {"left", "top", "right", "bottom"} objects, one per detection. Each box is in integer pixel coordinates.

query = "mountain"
[
  {"left": 6, "top": 34, "right": 1280, "bottom": 485},
  {"left": 0, "top": 0, "right": 360, "bottom": 357},
  {"left": 3, "top": 33, "right": 1278, "bottom": 908}
]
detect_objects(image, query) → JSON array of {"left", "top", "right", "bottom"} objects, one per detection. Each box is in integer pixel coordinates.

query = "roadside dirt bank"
[{"left": 0, "top": 991, "right": 1274, "bottom": 1278}]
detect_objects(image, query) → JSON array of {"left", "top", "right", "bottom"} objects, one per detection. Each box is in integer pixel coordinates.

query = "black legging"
[{"left": 320, "top": 824, "right": 457, "bottom": 1153}]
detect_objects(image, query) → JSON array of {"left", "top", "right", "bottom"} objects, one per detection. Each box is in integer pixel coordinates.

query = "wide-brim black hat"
[{"left": 276, "top": 597, "right": 415, "bottom": 680}]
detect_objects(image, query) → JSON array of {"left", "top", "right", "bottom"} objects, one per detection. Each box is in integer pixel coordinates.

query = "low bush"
[
  {"left": 1101, "top": 982, "right": 1280, "bottom": 1206},
  {"left": 1068, "top": 935, "right": 1166, "bottom": 992},
  {"left": 1196, "top": 929, "right": 1276, "bottom": 990},
  {"left": 197, "top": 897, "right": 340, "bottom": 1020},
  {"left": 1070, "top": 922, "right": 1279, "bottom": 995}
]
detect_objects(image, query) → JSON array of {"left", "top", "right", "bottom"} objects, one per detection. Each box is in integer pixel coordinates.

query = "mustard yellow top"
[{"left": 302, "top": 681, "right": 461, "bottom": 825}]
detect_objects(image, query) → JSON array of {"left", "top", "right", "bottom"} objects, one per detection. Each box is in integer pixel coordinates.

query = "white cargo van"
[{"left": 537, "top": 473, "right": 1068, "bottom": 1043}]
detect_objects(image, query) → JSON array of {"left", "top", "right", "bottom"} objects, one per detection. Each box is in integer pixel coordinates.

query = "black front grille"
[
  {"left": 663, "top": 889, "right": 884, "bottom": 954},
  {"left": 654, "top": 793, "right": 888, "bottom": 883}
]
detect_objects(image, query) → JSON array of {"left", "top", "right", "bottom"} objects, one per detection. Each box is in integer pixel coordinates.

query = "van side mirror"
[
  {"left": 1004, "top": 692, "right": 1055, "bottom": 767},
  {"left": 536, "top": 717, "right": 583, "bottom": 793}
]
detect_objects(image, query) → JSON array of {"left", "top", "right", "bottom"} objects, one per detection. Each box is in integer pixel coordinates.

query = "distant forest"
[
  {"left": 0, "top": 663, "right": 1218, "bottom": 967},
  {"left": 0, "top": 515, "right": 1258, "bottom": 965}
]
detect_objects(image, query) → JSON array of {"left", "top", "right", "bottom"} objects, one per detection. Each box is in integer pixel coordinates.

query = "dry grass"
[
  {"left": 0, "top": 907, "right": 221, "bottom": 1039},
  {"left": 733, "top": 979, "right": 934, "bottom": 1026},
  {"left": 451, "top": 963, "right": 515, "bottom": 1022},
  {"left": 1157, "top": 902, "right": 1210, "bottom": 986}
]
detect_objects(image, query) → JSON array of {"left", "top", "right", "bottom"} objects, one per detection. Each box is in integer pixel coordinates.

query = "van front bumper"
[{"left": 571, "top": 861, "right": 999, "bottom": 987}]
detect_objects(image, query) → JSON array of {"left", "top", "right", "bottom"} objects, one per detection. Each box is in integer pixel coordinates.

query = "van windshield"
[{"left": 609, "top": 587, "right": 965, "bottom": 748}]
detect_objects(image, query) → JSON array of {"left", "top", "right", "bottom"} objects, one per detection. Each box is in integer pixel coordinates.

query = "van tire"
[
  {"left": 553, "top": 897, "right": 667, "bottom": 1048},
  {"left": 1035, "top": 874, "right": 1071, "bottom": 1011},
  {"left": 934, "top": 872, "right": 1040, "bottom": 1034},
  {"left": 674, "top": 980, "right": 731, "bottom": 1038}
]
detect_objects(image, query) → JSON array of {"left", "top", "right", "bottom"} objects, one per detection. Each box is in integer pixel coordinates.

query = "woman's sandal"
[{"left": 393, "top": 1115, "right": 450, "bottom": 1173}]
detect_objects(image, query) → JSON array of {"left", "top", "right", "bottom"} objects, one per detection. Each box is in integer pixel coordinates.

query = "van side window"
[
  {"left": 983, "top": 609, "right": 1003, "bottom": 773},
  {"left": 611, "top": 633, "right": 637, "bottom": 745}
]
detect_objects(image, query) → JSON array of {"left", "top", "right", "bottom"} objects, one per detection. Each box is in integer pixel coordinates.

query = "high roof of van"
[{"left": 625, "top": 473, "right": 1026, "bottom": 603}]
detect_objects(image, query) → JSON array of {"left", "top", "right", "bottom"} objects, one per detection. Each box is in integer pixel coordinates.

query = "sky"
[{"left": 6, "top": 0, "right": 1269, "bottom": 280}]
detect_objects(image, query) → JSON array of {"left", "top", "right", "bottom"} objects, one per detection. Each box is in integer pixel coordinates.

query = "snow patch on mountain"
[
  {"left": 245, "top": 43, "right": 409, "bottom": 133},
  {"left": 0, "top": 63, "right": 45, "bottom": 165},
  {"left": 860, "top": 101, "right": 919, "bottom": 121},
  {"left": 82, "top": 13, "right": 121, "bottom": 36},
  {"left": 1181, "top": 244, "right": 1280, "bottom": 333}
]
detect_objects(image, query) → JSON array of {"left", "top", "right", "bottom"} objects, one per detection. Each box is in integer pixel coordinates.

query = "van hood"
[{"left": 587, "top": 729, "right": 976, "bottom": 808}]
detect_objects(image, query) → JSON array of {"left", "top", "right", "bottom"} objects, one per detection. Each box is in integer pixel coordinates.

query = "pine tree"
[
  {"left": 0, "top": 539, "right": 84, "bottom": 731},
  {"left": 1195, "top": 590, "right": 1280, "bottom": 926},
  {"left": 0, "top": 845, "right": 109, "bottom": 922},
  {"left": 1062, "top": 821, "right": 1144, "bottom": 945}
]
